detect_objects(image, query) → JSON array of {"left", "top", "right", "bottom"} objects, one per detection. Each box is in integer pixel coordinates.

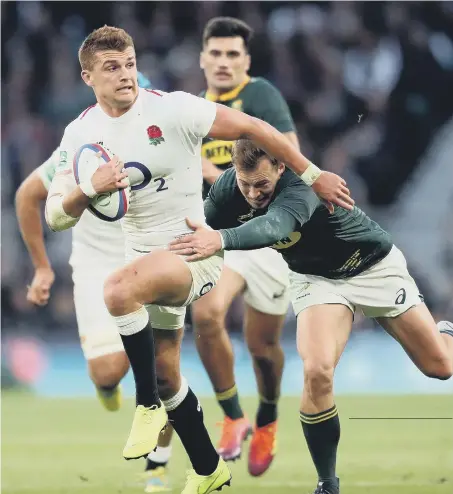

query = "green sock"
[
  {"left": 216, "top": 385, "right": 244, "bottom": 420},
  {"left": 300, "top": 405, "right": 340, "bottom": 482}
]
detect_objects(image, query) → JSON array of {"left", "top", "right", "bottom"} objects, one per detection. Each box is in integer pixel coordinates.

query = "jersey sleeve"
[
  {"left": 269, "top": 181, "right": 320, "bottom": 227},
  {"left": 206, "top": 170, "right": 300, "bottom": 251},
  {"left": 48, "top": 125, "right": 79, "bottom": 197},
  {"left": 250, "top": 80, "right": 295, "bottom": 133},
  {"left": 37, "top": 147, "right": 60, "bottom": 191},
  {"left": 220, "top": 210, "right": 297, "bottom": 251},
  {"left": 171, "top": 91, "right": 217, "bottom": 138}
]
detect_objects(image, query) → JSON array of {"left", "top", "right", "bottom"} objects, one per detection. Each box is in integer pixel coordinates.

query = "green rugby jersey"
[
  {"left": 205, "top": 168, "right": 393, "bottom": 279},
  {"left": 200, "top": 77, "right": 295, "bottom": 194}
]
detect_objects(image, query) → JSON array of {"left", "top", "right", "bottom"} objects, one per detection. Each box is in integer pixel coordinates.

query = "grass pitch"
[{"left": 2, "top": 393, "right": 452, "bottom": 494}]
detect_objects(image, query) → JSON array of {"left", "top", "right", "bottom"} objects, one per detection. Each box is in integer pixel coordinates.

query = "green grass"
[{"left": 2, "top": 393, "right": 452, "bottom": 494}]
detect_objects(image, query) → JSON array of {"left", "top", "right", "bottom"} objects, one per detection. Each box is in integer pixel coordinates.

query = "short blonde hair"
[
  {"left": 78, "top": 25, "right": 134, "bottom": 71},
  {"left": 232, "top": 140, "right": 278, "bottom": 171}
]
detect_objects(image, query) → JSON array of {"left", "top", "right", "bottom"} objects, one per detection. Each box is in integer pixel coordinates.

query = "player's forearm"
[
  {"left": 45, "top": 187, "right": 89, "bottom": 232},
  {"left": 219, "top": 210, "right": 297, "bottom": 251},
  {"left": 62, "top": 187, "right": 92, "bottom": 218},
  {"left": 15, "top": 182, "right": 51, "bottom": 269},
  {"left": 283, "top": 131, "right": 300, "bottom": 151}
]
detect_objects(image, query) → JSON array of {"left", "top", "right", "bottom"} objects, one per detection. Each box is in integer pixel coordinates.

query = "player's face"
[
  {"left": 237, "top": 159, "right": 285, "bottom": 210},
  {"left": 82, "top": 47, "right": 138, "bottom": 110},
  {"left": 200, "top": 37, "right": 251, "bottom": 92}
]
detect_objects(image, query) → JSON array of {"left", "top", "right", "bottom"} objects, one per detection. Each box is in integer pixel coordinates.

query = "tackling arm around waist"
[{"left": 219, "top": 208, "right": 297, "bottom": 251}]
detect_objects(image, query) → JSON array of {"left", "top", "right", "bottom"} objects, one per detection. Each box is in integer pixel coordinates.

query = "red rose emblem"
[{"left": 147, "top": 125, "right": 162, "bottom": 139}]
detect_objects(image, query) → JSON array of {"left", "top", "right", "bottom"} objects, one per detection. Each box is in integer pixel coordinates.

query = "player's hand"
[
  {"left": 26, "top": 267, "right": 55, "bottom": 306},
  {"left": 91, "top": 155, "right": 129, "bottom": 194},
  {"left": 312, "top": 171, "right": 354, "bottom": 213},
  {"left": 168, "top": 218, "right": 223, "bottom": 261}
]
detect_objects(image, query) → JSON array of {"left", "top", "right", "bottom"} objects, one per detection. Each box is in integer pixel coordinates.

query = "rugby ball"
[{"left": 73, "top": 143, "right": 130, "bottom": 222}]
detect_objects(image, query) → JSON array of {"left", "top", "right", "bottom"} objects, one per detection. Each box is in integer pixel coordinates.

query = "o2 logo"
[{"left": 124, "top": 162, "right": 168, "bottom": 192}]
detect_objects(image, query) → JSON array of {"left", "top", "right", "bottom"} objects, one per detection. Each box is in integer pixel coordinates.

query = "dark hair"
[
  {"left": 79, "top": 25, "right": 134, "bottom": 71},
  {"left": 232, "top": 140, "right": 278, "bottom": 171},
  {"left": 202, "top": 17, "right": 254, "bottom": 51}
]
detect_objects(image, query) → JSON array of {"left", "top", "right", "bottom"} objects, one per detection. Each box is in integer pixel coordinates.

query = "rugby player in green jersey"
[{"left": 169, "top": 140, "right": 453, "bottom": 494}]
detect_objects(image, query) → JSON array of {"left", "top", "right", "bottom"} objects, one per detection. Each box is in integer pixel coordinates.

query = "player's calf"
[
  {"left": 246, "top": 338, "right": 283, "bottom": 427},
  {"left": 378, "top": 309, "right": 453, "bottom": 381},
  {"left": 88, "top": 351, "right": 130, "bottom": 412},
  {"left": 163, "top": 378, "right": 222, "bottom": 478},
  {"left": 154, "top": 328, "right": 183, "bottom": 401},
  {"left": 88, "top": 351, "right": 129, "bottom": 388},
  {"left": 193, "top": 302, "right": 245, "bottom": 423},
  {"left": 103, "top": 303, "right": 164, "bottom": 459}
]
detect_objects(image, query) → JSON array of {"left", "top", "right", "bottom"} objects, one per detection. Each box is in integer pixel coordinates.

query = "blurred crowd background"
[{"left": 2, "top": 1, "right": 453, "bottom": 361}]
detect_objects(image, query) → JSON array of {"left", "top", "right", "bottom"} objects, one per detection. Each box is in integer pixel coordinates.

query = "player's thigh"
[
  {"left": 109, "top": 250, "right": 223, "bottom": 307},
  {"left": 110, "top": 250, "right": 193, "bottom": 306},
  {"left": 244, "top": 305, "right": 286, "bottom": 352},
  {"left": 376, "top": 304, "right": 452, "bottom": 376},
  {"left": 191, "top": 265, "right": 245, "bottom": 331},
  {"left": 297, "top": 304, "right": 353, "bottom": 370},
  {"left": 291, "top": 264, "right": 354, "bottom": 368},
  {"left": 227, "top": 249, "right": 290, "bottom": 317},
  {"left": 73, "top": 266, "right": 124, "bottom": 360}
]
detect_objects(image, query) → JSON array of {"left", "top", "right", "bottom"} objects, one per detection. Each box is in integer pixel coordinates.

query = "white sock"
[
  {"left": 147, "top": 445, "right": 172, "bottom": 464},
  {"left": 113, "top": 306, "right": 149, "bottom": 336}
]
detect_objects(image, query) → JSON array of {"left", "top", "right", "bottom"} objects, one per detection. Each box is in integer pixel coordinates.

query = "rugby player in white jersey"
[
  {"left": 16, "top": 72, "right": 152, "bottom": 412},
  {"left": 45, "top": 26, "right": 354, "bottom": 494}
]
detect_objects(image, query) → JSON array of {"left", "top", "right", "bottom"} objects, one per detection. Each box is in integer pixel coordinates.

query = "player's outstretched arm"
[
  {"left": 169, "top": 210, "right": 298, "bottom": 261},
  {"left": 209, "top": 104, "right": 354, "bottom": 211},
  {"left": 15, "top": 170, "right": 55, "bottom": 306}
]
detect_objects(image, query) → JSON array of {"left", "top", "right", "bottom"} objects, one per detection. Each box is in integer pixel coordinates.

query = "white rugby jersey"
[
  {"left": 50, "top": 88, "right": 217, "bottom": 252},
  {"left": 38, "top": 147, "right": 125, "bottom": 268}
]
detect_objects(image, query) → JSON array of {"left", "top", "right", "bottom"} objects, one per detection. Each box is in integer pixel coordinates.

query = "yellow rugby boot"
[
  {"left": 182, "top": 457, "right": 231, "bottom": 494},
  {"left": 96, "top": 384, "right": 122, "bottom": 412},
  {"left": 143, "top": 466, "right": 171, "bottom": 492},
  {"left": 123, "top": 404, "right": 168, "bottom": 460}
]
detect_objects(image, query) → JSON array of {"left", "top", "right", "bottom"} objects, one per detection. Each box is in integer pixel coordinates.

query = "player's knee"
[
  {"left": 303, "top": 361, "right": 334, "bottom": 398},
  {"left": 247, "top": 335, "right": 280, "bottom": 359},
  {"left": 192, "top": 302, "right": 225, "bottom": 337},
  {"left": 103, "top": 273, "right": 130, "bottom": 314}
]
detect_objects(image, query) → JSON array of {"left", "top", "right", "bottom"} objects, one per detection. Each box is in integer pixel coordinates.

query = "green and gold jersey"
[
  {"left": 199, "top": 77, "right": 295, "bottom": 193},
  {"left": 205, "top": 168, "right": 393, "bottom": 279}
]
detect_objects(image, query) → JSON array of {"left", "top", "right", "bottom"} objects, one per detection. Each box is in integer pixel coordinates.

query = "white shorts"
[
  {"left": 73, "top": 263, "right": 124, "bottom": 360},
  {"left": 290, "top": 246, "right": 423, "bottom": 319},
  {"left": 126, "top": 244, "right": 224, "bottom": 330},
  {"left": 225, "top": 248, "right": 290, "bottom": 316}
]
